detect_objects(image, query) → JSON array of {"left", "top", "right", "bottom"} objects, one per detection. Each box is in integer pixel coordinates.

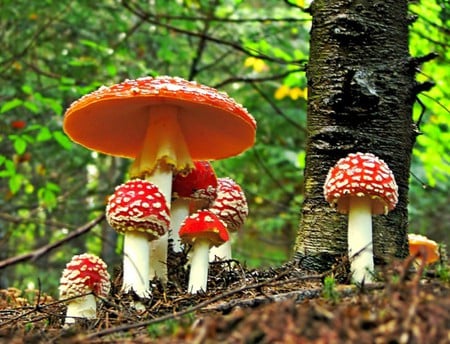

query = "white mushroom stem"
[
  {"left": 64, "top": 294, "right": 96, "bottom": 324},
  {"left": 170, "top": 199, "right": 190, "bottom": 253},
  {"left": 209, "top": 240, "right": 232, "bottom": 261},
  {"left": 347, "top": 196, "right": 374, "bottom": 283},
  {"left": 146, "top": 163, "right": 173, "bottom": 284},
  {"left": 188, "top": 239, "right": 211, "bottom": 293},
  {"left": 123, "top": 232, "right": 150, "bottom": 297},
  {"left": 129, "top": 107, "right": 194, "bottom": 284}
]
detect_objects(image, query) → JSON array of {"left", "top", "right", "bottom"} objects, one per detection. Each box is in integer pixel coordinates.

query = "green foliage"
[
  {"left": 322, "top": 276, "right": 340, "bottom": 303},
  {"left": 0, "top": 0, "right": 448, "bottom": 295}
]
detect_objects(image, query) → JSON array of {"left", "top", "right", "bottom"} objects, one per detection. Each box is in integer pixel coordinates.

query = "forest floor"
[{"left": 0, "top": 251, "right": 449, "bottom": 344}]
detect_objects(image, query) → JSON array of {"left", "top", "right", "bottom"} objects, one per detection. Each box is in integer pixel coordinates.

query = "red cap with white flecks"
[
  {"left": 210, "top": 177, "right": 248, "bottom": 232},
  {"left": 323, "top": 152, "right": 398, "bottom": 215},
  {"left": 106, "top": 179, "right": 170, "bottom": 240},
  {"left": 172, "top": 161, "right": 217, "bottom": 207},
  {"left": 179, "top": 209, "right": 229, "bottom": 247},
  {"left": 59, "top": 253, "right": 110, "bottom": 299}
]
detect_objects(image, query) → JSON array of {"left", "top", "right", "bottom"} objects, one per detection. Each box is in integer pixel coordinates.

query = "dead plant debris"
[{"left": 0, "top": 251, "right": 449, "bottom": 344}]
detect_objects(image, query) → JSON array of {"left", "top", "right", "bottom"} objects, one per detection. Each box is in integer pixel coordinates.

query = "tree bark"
[{"left": 294, "top": 0, "right": 416, "bottom": 272}]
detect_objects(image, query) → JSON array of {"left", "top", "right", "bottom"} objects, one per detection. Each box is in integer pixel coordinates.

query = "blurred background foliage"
[{"left": 0, "top": 0, "right": 448, "bottom": 295}]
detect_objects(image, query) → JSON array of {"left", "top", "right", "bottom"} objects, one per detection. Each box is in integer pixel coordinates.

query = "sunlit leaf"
[
  {"left": 1, "top": 98, "right": 23, "bottom": 113},
  {"left": 53, "top": 131, "right": 72, "bottom": 150},
  {"left": 9, "top": 173, "right": 23, "bottom": 194}
]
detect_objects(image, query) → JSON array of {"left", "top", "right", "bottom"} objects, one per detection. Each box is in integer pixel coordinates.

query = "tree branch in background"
[
  {"left": 0, "top": 214, "right": 105, "bottom": 270},
  {"left": 122, "top": 0, "right": 307, "bottom": 66}
]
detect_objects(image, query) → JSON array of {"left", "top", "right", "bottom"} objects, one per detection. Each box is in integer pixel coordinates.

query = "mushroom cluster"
[
  {"left": 63, "top": 75, "right": 256, "bottom": 297},
  {"left": 171, "top": 161, "right": 218, "bottom": 252},
  {"left": 324, "top": 152, "right": 398, "bottom": 283}
]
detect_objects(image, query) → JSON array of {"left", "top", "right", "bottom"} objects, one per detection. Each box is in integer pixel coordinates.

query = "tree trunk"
[{"left": 294, "top": 0, "right": 416, "bottom": 272}]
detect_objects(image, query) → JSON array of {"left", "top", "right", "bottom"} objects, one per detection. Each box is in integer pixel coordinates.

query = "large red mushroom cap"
[
  {"left": 179, "top": 209, "right": 229, "bottom": 247},
  {"left": 59, "top": 253, "right": 110, "bottom": 299},
  {"left": 63, "top": 76, "right": 256, "bottom": 175},
  {"left": 172, "top": 160, "right": 218, "bottom": 207},
  {"left": 408, "top": 233, "right": 440, "bottom": 265},
  {"left": 210, "top": 177, "right": 248, "bottom": 232},
  {"left": 106, "top": 179, "right": 170, "bottom": 240},
  {"left": 323, "top": 152, "right": 398, "bottom": 215}
]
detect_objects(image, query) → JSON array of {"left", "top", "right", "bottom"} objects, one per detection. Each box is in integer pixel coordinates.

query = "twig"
[
  {"left": 0, "top": 214, "right": 105, "bottom": 270},
  {"left": 87, "top": 271, "right": 324, "bottom": 338}
]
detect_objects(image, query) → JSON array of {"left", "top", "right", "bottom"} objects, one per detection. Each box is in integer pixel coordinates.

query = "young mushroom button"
[
  {"left": 106, "top": 179, "right": 170, "bottom": 297},
  {"left": 323, "top": 152, "right": 398, "bottom": 283},
  {"left": 59, "top": 253, "right": 110, "bottom": 325}
]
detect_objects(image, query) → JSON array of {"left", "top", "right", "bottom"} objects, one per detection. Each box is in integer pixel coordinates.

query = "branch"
[
  {"left": 212, "top": 68, "right": 306, "bottom": 89},
  {"left": 122, "top": 0, "right": 307, "bottom": 66},
  {"left": 0, "top": 214, "right": 105, "bottom": 270}
]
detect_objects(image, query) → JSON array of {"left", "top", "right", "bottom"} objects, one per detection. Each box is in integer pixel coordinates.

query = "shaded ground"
[{"left": 0, "top": 252, "right": 449, "bottom": 343}]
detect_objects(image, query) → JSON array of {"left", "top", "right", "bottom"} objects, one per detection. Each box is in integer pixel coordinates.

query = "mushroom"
[
  {"left": 106, "top": 179, "right": 170, "bottom": 297},
  {"left": 170, "top": 160, "right": 218, "bottom": 252},
  {"left": 323, "top": 152, "right": 398, "bottom": 283},
  {"left": 179, "top": 209, "right": 229, "bottom": 293},
  {"left": 408, "top": 233, "right": 440, "bottom": 265},
  {"left": 59, "top": 253, "right": 110, "bottom": 325},
  {"left": 63, "top": 76, "right": 256, "bottom": 281},
  {"left": 209, "top": 177, "right": 248, "bottom": 261}
]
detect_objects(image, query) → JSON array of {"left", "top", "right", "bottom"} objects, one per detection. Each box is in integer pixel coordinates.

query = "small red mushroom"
[
  {"left": 323, "top": 152, "right": 398, "bottom": 283},
  {"left": 106, "top": 179, "right": 170, "bottom": 296},
  {"left": 209, "top": 177, "right": 248, "bottom": 261},
  {"left": 59, "top": 253, "right": 110, "bottom": 324},
  {"left": 408, "top": 233, "right": 440, "bottom": 265},
  {"left": 170, "top": 161, "right": 218, "bottom": 252},
  {"left": 179, "top": 209, "right": 229, "bottom": 293}
]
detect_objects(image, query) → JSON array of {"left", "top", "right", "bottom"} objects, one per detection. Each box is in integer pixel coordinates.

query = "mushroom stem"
[
  {"left": 130, "top": 106, "right": 193, "bottom": 178},
  {"left": 347, "top": 196, "right": 374, "bottom": 283},
  {"left": 129, "top": 107, "right": 195, "bottom": 284},
  {"left": 170, "top": 199, "right": 190, "bottom": 253},
  {"left": 209, "top": 240, "right": 232, "bottom": 261},
  {"left": 145, "top": 162, "right": 173, "bottom": 284},
  {"left": 188, "top": 238, "right": 211, "bottom": 293},
  {"left": 123, "top": 231, "right": 150, "bottom": 297},
  {"left": 65, "top": 294, "right": 96, "bottom": 324}
]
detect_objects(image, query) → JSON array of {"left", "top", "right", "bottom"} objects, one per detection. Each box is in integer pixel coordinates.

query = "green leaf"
[
  {"left": 1, "top": 98, "right": 23, "bottom": 113},
  {"left": 9, "top": 173, "right": 23, "bottom": 194},
  {"left": 53, "top": 131, "right": 72, "bottom": 150},
  {"left": 13, "top": 136, "right": 27, "bottom": 155},
  {"left": 23, "top": 101, "right": 40, "bottom": 114},
  {"left": 36, "top": 127, "right": 53, "bottom": 142},
  {"left": 21, "top": 84, "right": 33, "bottom": 94}
]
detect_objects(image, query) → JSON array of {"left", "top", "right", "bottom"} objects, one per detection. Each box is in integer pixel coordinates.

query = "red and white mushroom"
[
  {"left": 106, "top": 179, "right": 170, "bottom": 296},
  {"left": 323, "top": 152, "right": 398, "bottom": 283},
  {"left": 209, "top": 177, "right": 248, "bottom": 261},
  {"left": 59, "top": 253, "right": 110, "bottom": 324},
  {"left": 64, "top": 76, "right": 257, "bottom": 282},
  {"left": 179, "top": 209, "right": 229, "bottom": 293},
  {"left": 408, "top": 233, "right": 440, "bottom": 265},
  {"left": 170, "top": 161, "right": 218, "bottom": 252}
]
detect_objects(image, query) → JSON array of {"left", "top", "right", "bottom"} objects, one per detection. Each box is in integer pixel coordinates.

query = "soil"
[{"left": 0, "top": 251, "right": 449, "bottom": 344}]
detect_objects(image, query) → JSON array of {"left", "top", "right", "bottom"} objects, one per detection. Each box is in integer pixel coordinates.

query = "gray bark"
[{"left": 294, "top": 0, "right": 416, "bottom": 272}]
